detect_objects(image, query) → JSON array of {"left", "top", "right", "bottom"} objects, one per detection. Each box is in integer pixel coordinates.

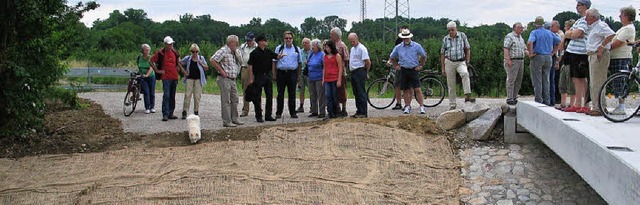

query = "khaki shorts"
[{"left": 558, "top": 64, "right": 575, "bottom": 95}]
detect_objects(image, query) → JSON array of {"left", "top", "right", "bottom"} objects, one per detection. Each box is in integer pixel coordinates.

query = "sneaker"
[
  {"left": 420, "top": 106, "right": 425, "bottom": 114},
  {"left": 403, "top": 106, "right": 411, "bottom": 114},
  {"left": 554, "top": 104, "right": 565, "bottom": 110},
  {"left": 392, "top": 104, "right": 403, "bottom": 110},
  {"left": 223, "top": 123, "right": 237, "bottom": 127},
  {"left": 610, "top": 105, "right": 626, "bottom": 115},
  {"left": 232, "top": 120, "right": 244, "bottom": 125},
  {"left": 145, "top": 110, "right": 151, "bottom": 114},
  {"left": 587, "top": 110, "right": 602, "bottom": 116},
  {"left": 181, "top": 110, "right": 187, "bottom": 119},
  {"left": 449, "top": 104, "right": 457, "bottom": 110},
  {"left": 296, "top": 106, "right": 304, "bottom": 113},
  {"left": 150, "top": 109, "right": 156, "bottom": 113}
]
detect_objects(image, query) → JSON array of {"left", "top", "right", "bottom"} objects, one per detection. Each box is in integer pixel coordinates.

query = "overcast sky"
[{"left": 73, "top": 0, "right": 638, "bottom": 29}]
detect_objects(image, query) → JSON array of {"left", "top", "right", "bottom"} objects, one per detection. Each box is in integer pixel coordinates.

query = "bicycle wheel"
[
  {"left": 599, "top": 73, "right": 640, "bottom": 123},
  {"left": 420, "top": 76, "right": 446, "bottom": 107},
  {"left": 123, "top": 86, "right": 135, "bottom": 116},
  {"left": 367, "top": 78, "right": 395, "bottom": 109}
]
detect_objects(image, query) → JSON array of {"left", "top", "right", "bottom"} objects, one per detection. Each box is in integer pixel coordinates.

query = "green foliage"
[
  {"left": 45, "top": 87, "right": 80, "bottom": 109},
  {"left": 0, "top": 0, "right": 98, "bottom": 138}
]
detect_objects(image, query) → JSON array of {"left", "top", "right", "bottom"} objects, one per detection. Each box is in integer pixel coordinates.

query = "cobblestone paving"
[{"left": 458, "top": 143, "right": 608, "bottom": 205}]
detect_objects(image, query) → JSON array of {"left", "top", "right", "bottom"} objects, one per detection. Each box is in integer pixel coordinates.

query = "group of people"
[
  {"left": 504, "top": 0, "right": 637, "bottom": 116},
  {"left": 135, "top": 28, "right": 375, "bottom": 126}
]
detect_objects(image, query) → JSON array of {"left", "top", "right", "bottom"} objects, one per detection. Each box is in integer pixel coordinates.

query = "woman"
[
  {"left": 180, "top": 43, "right": 209, "bottom": 119},
  {"left": 139, "top": 44, "right": 156, "bottom": 114},
  {"left": 307, "top": 39, "right": 326, "bottom": 118},
  {"left": 557, "top": 19, "right": 576, "bottom": 111},
  {"left": 322, "top": 40, "right": 343, "bottom": 120}
]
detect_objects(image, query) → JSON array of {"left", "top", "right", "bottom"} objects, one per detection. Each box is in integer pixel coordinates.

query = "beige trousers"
[
  {"left": 444, "top": 59, "right": 472, "bottom": 106},
  {"left": 240, "top": 67, "right": 251, "bottom": 113},
  {"left": 588, "top": 50, "right": 610, "bottom": 110},
  {"left": 183, "top": 79, "right": 203, "bottom": 113}
]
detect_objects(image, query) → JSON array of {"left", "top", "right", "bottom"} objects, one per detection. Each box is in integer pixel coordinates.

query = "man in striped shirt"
[{"left": 441, "top": 21, "right": 475, "bottom": 110}]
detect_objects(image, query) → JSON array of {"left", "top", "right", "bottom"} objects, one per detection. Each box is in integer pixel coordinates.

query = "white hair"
[
  {"left": 189, "top": 43, "right": 200, "bottom": 52},
  {"left": 586, "top": 8, "right": 601, "bottom": 19},
  {"left": 302, "top": 38, "right": 311, "bottom": 43},
  {"left": 310, "top": 38, "right": 322, "bottom": 48},
  {"left": 226, "top": 35, "right": 239, "bottom": 44},
  {"left": 141, "top": 44, "right": 150, "bottom": 50},
  {"left": 330, "top": 27, "right": 342, "bottom": 38},
  {"left": 447, "top": 21, "right": 457, "bottom": 29}
]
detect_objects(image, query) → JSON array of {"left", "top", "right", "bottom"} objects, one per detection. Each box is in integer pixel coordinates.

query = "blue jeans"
[
  {"left": 324, "top": 81, "right": 338, "bottom": 118},
  {"left": 162, "top": 80, "right": 178, "bottom": 117},
  {"left": 140, "top": 76, "right": 156, "bottom": 110},
  {"left": 350, "top": 68, "right": 368, "bottom": 115}
]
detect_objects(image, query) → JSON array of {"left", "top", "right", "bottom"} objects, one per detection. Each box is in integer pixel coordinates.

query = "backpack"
[
  {"left": 276, "top": 43, "right": 299, "bottom": 54},
  {"left": 154, "top": 48, "right": 180, "bottom": 80}
]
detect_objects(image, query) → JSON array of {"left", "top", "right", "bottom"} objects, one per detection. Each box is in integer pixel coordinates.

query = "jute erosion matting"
[{"left": 0, "top": 122, "right": 460, "bottom": 204}]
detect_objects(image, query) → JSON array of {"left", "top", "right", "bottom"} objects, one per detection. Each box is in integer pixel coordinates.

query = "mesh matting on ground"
[{"left": 0, "top": 122, "right": 460, "bottom": 204}]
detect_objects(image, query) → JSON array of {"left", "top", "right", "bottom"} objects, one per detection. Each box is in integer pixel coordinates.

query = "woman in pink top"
[{"left": 322, "top": 40, "right": 343, "bottom": 120}]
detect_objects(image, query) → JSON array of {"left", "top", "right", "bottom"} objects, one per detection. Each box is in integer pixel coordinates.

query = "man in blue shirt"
[
  {"left": 272, "top": 31, "right": 302, "bottom": 119},
  {"left": 528, "top": 16, "right": 561, "bottom": 105},
  {"left": 389, "top": 29, "right": 427, "bottom": 114}
]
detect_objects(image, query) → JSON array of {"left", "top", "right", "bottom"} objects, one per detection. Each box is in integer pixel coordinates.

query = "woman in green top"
[{"left": 139, "top": 44, "right": 156, "bottom": 114}]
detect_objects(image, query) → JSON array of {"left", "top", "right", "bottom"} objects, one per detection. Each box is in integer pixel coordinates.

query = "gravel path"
[{"left": 79, "top": 92, "right": 606, "bottom": 204}]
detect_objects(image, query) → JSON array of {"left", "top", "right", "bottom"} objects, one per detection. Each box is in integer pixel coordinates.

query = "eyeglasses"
[
  {"left": 191, "top": 51, "right": 198, "bottom": 53},
  {"left": 284, "top": 37, "right": 293, "bottom": 40},
  {"left": 577, "top": 3, "right": 584, "bottom": 6}
]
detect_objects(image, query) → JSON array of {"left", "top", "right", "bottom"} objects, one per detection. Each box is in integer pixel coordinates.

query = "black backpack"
[{"left": 154, "top": 48, "right": 180, "bottom": 80}]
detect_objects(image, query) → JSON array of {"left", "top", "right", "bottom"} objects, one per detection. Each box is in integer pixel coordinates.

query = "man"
[
  {"left": 503, "top": 22, "right": 526, "bottom": 105},
  {"left": 273, "top": 31, "right": 302, "bottom": 119},
  {"left": 239, "top": 32, "right": 257, "bottom": 117},
  {"left": 608, "top": 6, "right": 636, "bottom": 115},
  {"left": 150, "top": 36, "right": 187, "bottom": 121},
  {"left": 296, "top": 38, "right": 311, "bottom": 113},
  {"left": 389, "top": 29, "right": 427, "bottom": 114},
  {"left": 527, "top": 16, "right": 561, "bottom": 105},
  {"left": 330, "top": 27, "right": 350, "bottom": 116},
  {"left": 584, "top": 8, "right": 615, "bottom": 116},
  {"left": 563, "top": 0, "right": 591, "bottom": 113},
  {"left": 348, "top": 33, "right": 371, "bottom": 118},
  {"left": 391, "top": 25, "right": 409, "bottom": 110},
  {"left": 211, "top": 35, "right": 244, "bottom": 127},
  {"left": 440, "top": 21, "right": 475, "bottom": 110},
  {"left": 550, "top": 20, "right": 565, "bottom": 105},
  {"left": 248, "top": 35, "right": 280, "bottom": 122}
]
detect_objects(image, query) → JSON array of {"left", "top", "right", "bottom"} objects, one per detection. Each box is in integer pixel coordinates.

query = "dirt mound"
[{"left": 0, "top": 122, "right": 460, "bottom": 204}]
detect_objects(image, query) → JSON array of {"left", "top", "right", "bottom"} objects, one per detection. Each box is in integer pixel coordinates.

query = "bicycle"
[
  {"left": 366, "top": 63, "right": 446, "bottom": 109},
  {"left": 123, "top": 69, "right": 142, "bottom": 116},
  {"left": 598, "top": 64, "right": 640, "bottom": 122}
]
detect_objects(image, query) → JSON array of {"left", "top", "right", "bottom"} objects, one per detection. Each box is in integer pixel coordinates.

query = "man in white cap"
[
  {"left": 150, "top": 36, "right": 188, "bottom": 121},
  {"left": 389, "top": 29, "right": 427, "bottom": 114},
  {"left": 441, "top": 21, "right": 475, "bottom": 110}
]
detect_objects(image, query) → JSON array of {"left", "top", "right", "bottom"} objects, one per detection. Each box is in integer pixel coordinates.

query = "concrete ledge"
[
  {"left": 517, "top": 101, "right": 640, "bottom": 205},
  {"left": 503, "top": 107, "right": 538, "bottom": 144}
]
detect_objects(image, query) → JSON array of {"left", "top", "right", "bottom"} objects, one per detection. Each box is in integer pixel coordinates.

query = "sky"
[{"left": 72, "top": 0, "right": 638, "bottom": 29}]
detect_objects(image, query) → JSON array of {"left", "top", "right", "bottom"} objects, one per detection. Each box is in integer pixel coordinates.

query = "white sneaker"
[
  {"left": 420, "top": 106, "right": 425, "bottom": 114},
  {"left": 610, "top": 104, "right": 626, "bottom": 115},
  {"left": 145, "top": 110, "right": 151, "bottom": 114},
  {"left": 403, "top": 106, "right": 411, "bottom": 114},
  {"left": 150, "top": 109, "right": 156, "bottom": 113}
]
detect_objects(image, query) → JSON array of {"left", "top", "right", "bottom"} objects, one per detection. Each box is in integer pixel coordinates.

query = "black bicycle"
[
  {"left": 123, "top": 69, "right": 142, "bottom": 116},
  {"left": 598, "top": 64, "right": 640, "bottom": 122},
  {"left": 367, "top": 65, "right": 446, "bottom": 109}
]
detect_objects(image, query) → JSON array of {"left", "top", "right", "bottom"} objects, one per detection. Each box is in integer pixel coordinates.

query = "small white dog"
[{"left": 186, "top": 114, "right": 201, "bottom": 144}]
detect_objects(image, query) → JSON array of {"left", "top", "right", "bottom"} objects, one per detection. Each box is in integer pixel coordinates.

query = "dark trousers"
[
  {"left": 325, "top": 81, "right": 338, "bottom": 118},
  {"left": 351, "top": 68, "right": 368, "bottom": 115},
  {"left": 140, "top": 76, "right": 156, "bottom": 110},
  {"left": 162, "top": 80, "right": 177, "bottom": 117},
  {"left": 252, "top": 75, "right": 273, "bottom": 119},
  {"left": 276, "top": 70, "right": 297, "bottom": 116}
]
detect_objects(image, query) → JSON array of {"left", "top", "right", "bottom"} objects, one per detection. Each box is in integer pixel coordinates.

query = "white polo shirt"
[{"left": 349, "top": 43, "right": 370, "bottom": 71}]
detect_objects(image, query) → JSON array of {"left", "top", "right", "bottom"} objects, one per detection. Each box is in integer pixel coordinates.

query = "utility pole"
[
  {"left": 383, "top": 0, "right": 410, "bottom": 41},
  {"left": 360, "top": 0, "right": 366, "bottom": 22}
]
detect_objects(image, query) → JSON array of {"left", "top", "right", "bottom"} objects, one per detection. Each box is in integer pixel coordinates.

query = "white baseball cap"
[{"left": 163, "top": 36, "right": 175, "bottom": 44}]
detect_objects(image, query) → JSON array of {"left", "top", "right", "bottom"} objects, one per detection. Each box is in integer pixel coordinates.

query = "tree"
[{"left": 0, "top": 0, "right": 98, "bottom": 137}]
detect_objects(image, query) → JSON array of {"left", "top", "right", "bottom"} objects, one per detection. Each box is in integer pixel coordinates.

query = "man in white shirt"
[
  {"left": 348, "top": 33, "right": 371, "bottom": 118},
  {"left": 584, "top": 8, "right": 615, "bottom": 116},
  {"left": 239, "top": 32, "right": 257, "bottom": 117}
]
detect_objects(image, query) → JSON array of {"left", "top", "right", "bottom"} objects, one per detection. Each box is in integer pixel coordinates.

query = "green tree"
[{"left": 0, "top": 0, "right": 98, "bottom": 137}]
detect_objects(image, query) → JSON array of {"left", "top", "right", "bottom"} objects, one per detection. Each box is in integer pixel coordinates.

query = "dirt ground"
[{"left": 1, "top": 99, "right": 454, "bottom": 159}]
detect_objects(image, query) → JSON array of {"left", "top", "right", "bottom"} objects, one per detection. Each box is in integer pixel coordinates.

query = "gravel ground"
[
  {"left": 79, "top": 92, "right": 510, "bottom": 134},
  {"left": 79, "top": 92, "right": 606, "bottom": 204}
]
